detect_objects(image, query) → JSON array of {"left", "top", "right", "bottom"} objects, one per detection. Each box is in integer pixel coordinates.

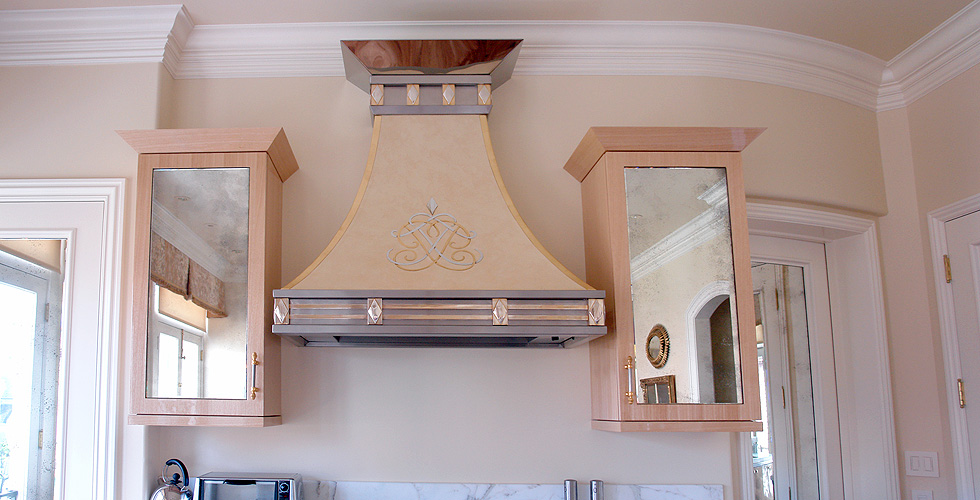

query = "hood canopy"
[{"left": 272, "top": 40, "right": 605, "bottom": 348}]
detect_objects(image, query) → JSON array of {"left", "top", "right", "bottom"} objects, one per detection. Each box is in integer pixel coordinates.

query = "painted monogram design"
[{"left": 386, "top": 198, "right": 484, "bottom": 271}]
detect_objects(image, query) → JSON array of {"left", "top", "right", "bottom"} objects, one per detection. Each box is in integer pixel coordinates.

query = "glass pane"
[
  {"left": 181, "top": 339, "right": 201, "bottom": 398},
  {"left": 752, "top": 293, "right": 775, "bottom": 499},
  {"left": 147, "top": 167, "right": 249, "bottom": 399},
  {"left": 201, "top": 479, "right": 276, "bottom": 500},
  {"left": 0, "top": 281, "right": 37, "bottom": 498},
  {"left": 624, "top": 167, "right": 741, "bottom": 404},
  {"left": 0, "top": 242, "right": 64, "bottom": 500},
  {"left": 751, "top": 263, "right": 820, "bottom": 500},
  {"left": 157, "top": 333, "right": 179, "bottom": 398}
]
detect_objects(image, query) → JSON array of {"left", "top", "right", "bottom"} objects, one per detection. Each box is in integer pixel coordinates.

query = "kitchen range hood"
[{"left": 272, "top": 40, "right": 605, "bottom": 348}]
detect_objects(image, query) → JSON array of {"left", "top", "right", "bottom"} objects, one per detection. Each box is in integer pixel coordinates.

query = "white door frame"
[
  {"left": 928, "top": 192, "right": 980, "bottom": 499},
  {"left": 0, "top": 179, "right": 125, "bottom": 500},
  {"left": 744, "top": 203, "right": 900, "bottom": 500}
]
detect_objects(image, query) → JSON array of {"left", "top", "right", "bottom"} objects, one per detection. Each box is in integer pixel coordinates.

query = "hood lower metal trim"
[{"left": 272, "top": 289, "right": 605, "bottom": 348}]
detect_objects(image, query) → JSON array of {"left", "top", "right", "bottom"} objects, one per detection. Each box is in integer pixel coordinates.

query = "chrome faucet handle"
[
  {"left": 590, "top": 480, "right": 603, "bottom": 500},
  {"left": 564, "top": 479, "right": 578, "bottom": 500}
]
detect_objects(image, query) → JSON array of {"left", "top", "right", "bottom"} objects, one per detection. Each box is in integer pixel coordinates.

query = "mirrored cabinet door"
[
  {"left": 121, "top": 128, "right": 298, "bottom": 427},
  {"left": 624, "top": 167, "right": 742, "bottom": 405},
  {"left": 146, "top": 167, "right": 251, "bottom": 400},
  {"left": 565, "top": 127, "right": 763, "bottom": 432}
]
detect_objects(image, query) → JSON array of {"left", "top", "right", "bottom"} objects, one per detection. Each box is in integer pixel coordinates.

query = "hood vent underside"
[{"left": 272, "top": 40, "right": 605, "bottom": 347}]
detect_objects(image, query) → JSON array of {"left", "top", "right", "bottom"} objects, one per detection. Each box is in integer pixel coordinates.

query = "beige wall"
[
  {"left": 875, "top": 62, "right": 980, "bottom": 500},
  {"left": 145, "top": 74, "right": 884, "bottom": 498},
  {"left": 877, "top": 107, "right": 954, "bottom": 499},
  {"left": 907, "top": 63, "right": 980, "bottom": 217},
  {"left": 0, "top": 63, "right": 170, "bottom": 500},
  {"left": 907, "top": 63, "right": 980, "bottom": 366},
  {"left": 1, "top": 64, "right": 890, "bottom": 499}
]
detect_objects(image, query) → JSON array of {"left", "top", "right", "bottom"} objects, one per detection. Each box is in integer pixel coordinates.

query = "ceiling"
[{"left": 0, "top": 0, "right": 972, "bottom": 61}]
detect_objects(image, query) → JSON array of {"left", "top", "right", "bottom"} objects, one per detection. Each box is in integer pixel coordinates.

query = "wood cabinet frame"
[
  {"left": 565, "top": 127, "right": 764, "bottom": 432},
  {"left": 120, "top": 129, "right": 297, "bottom": 426}
]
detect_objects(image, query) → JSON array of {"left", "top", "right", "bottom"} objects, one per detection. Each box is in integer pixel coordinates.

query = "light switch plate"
[
  {"left": 906, "top": 451, "right": 940, "bottom": 477},
  {"left": 911, "top": 490, "right": 933, "bottom": 500}
]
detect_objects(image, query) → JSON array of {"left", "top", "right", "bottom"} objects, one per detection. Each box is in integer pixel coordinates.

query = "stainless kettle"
[{"left": 149, "top": 459, "right": 191, "bottom": 500}]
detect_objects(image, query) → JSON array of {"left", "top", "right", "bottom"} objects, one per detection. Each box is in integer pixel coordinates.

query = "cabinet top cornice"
[
  {"left": 117, "top": 127, "right": 298, "bottom": 182},
  {"left": 563, "top": 127, "right": 765, "bottom": 182}
]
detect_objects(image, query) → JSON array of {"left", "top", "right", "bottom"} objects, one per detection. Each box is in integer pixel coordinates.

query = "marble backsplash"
[{"left": 300, "top": 481, "right": 722, "bottom": 500}]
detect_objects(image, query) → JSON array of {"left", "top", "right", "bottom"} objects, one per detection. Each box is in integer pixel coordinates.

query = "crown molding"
[
  {"left": 878, "top": 0, "right": 980, "bottom": 111},
  {"left": 161, "top": 6, "right": 193, "bottom": 76},
  {"left": 5, "top": 4, "right": 980, "bottom": 112},
  {"left": 175, "top": 20, "right": 886, "bottom": 110},
  {"left": 0, "top": 5, "right": 189, "bottom": 66}
]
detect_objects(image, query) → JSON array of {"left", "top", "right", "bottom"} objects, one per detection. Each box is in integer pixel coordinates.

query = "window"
[
  {"left": 0, "top": 244, "right": 63, "bottom": 500},
  {"left": 149, "top": 285, "right": 205, "bottom": 399}
]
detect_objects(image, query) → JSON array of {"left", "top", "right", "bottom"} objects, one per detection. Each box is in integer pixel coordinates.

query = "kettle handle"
[{"left": 163, "top": 458, "right": 189, "bottom": 488}]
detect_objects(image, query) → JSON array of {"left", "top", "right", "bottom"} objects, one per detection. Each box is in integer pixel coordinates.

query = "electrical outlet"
[
  {"left": 905, "top": 451, "right": 940, "bottom": 477},
  {"left": 911, "top": 490, "right": 933, "bottom": 500}
]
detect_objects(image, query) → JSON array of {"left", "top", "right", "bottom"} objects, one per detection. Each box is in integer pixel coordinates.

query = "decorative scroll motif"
[{"left": 387, "top": 198, "right": 483, "bottom": 271}]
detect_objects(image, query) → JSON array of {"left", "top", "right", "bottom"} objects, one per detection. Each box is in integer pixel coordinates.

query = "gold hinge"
[
  {"left": 44, "top": 303, "right": 50, "bottom": 322},
  {"left": 945, "top": 254, "right": 953, "bottom": 283},
  {"left": 959, "top": 378, "right": 966, "bottom": 408},
  {"left": 775, "top": 288, "right": 780, "bottom": 310},
  {"left": 38, "top": 429, "right": 43, "bottom": 448}
]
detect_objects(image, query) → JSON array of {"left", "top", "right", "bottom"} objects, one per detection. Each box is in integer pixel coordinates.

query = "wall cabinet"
[
  {"left": 564, "top": 127, "right": 764, "bottom": 431},
  {"left": 120, "top": 128, "right": 298, "bottom": 426}
]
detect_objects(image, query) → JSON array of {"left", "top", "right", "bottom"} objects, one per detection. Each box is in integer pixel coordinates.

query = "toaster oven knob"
[{"left": 278, "top": 481, "right": 289, "bottom": 492}]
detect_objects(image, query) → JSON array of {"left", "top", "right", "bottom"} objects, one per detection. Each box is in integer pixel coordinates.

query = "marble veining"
[
  {"left": 606, "top": 484, "right": 722, "bottom": 500},
  {"left": 300, "top": 481, "right": 722, "bottom": 500}
]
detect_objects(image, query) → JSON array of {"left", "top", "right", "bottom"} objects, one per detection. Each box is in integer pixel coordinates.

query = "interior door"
[
  {"left": 946, "top": 210, "right": 980, "bottom": 497},
  {"left": 743, "top": 235, "right": 844, "bottom": 500},
  {"left": 0, "top": 245, "right": 62, "bottom": 500}
]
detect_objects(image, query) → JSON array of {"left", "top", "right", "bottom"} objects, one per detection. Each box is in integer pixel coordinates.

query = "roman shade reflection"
[{"left": 150, "top": 231, "right": 227, "bottom": 318}]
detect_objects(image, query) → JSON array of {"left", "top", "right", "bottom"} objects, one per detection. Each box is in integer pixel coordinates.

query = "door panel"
[{"left": 946, "top": 210, "right": 980, "bottom": 497}]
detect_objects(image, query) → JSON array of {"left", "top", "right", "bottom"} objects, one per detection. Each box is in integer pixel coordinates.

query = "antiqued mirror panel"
[
  {"left": 625, "top": 167, "right": 742, "bottom": 404},
  {"left": 146, "top": 168, "right": 250, "bottom": 399}
]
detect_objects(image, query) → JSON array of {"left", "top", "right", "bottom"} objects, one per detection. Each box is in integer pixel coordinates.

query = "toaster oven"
[{"left": 193, "top": 472, "right": 301, "bottom": 500}]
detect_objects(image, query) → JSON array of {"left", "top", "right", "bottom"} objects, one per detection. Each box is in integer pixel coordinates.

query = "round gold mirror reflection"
[{"left": 646, "top": 324, "right": 669, "bottom": 368}]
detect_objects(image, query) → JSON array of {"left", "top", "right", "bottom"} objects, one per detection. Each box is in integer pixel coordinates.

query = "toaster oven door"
[{"left": 198, "top": 479, "right": 277, "bottom": 500}]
